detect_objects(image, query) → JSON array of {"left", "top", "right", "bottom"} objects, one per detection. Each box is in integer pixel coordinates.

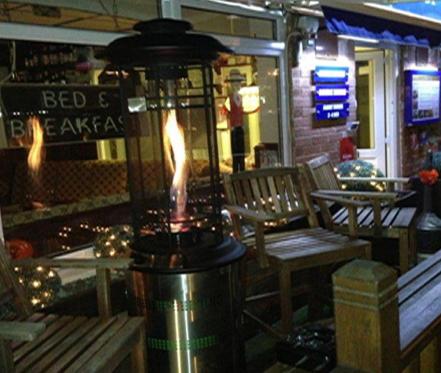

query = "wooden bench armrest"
[
  {"left": 339, "top": 177, "right": 410, "bottom": 184},
  {"left": 12, "top": 258, "right": 133, "bottom": 270},
  {"left": 316, "top": 189, "right": 397, "bottom": 201},
  {"left": 0, "top": 321, "right": 45, "bottom": 341},
  {"left": 310, "top": 191, "right": 369, "bottom": 208},
  {"left": 224, "top": 205, "right": 271, "bottom": 222},
  {"left": 225, "top": 205, "right": 308, "bottom": 223}
]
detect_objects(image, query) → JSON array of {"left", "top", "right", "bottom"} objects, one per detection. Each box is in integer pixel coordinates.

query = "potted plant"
[{"left": 417, "top": 150, "right": 441, "bottom": 254}]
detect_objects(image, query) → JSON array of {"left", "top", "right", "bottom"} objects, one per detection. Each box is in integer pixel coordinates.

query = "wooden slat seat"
[
  {"left": 12, "top": 314, "right": 144, "bottom": 373},
  {"left": 243, "top": 227, "right": 370, "bottom": 271},
  {"left": 0, "top": 240, "right": 146, "bottom": 372},
  {"left": 306, "top": 154, "right": 418, "bottom": 273},
  {"left": 398, "top": 250, "right": 441, "bottom": 366},
  {"left": 333, "top": 207, "right": 415, "bottom": 229},
  {"left": 224, "top": 167, "right": 371, "bottom": 335}
]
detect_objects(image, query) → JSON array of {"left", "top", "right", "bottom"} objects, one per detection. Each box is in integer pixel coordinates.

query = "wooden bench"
[
  {"left": 0, "top": 241, "right": 147, "bottom": 372},
  {"left": 223, "top": 167, "right": 371, "bottom": 335},
  {"left": 306, "top": 154, "right": 418, "bottom": 273},
  {"left": 332, "top": 250, "right": 441, "bottom": 372}
]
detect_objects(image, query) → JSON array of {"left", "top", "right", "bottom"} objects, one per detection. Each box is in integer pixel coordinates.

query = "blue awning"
[{"left": 322, "top": 5, "right": 441, "bottom": 47}]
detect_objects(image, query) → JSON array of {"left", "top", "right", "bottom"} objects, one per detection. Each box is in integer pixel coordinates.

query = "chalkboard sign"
[{"left": 0, "top": 84, "right": 123, "bottom": 147}]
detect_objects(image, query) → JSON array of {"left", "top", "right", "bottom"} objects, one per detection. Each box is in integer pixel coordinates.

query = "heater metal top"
[{"left": 103, "top": 18, "right": 232, "bottom": 68}]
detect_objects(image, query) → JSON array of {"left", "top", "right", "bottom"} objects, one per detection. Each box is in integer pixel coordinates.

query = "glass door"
[{"left": 355, "top": 49, "right": 387, "bottom": 173}]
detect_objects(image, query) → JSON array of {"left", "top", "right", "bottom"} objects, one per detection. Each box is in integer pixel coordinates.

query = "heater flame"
[
  {"left": 163, "top": 110, "right": 188, "bottom": 232},
  {"left": 27, "top": 116, "right": 45, "bottom": 178}
]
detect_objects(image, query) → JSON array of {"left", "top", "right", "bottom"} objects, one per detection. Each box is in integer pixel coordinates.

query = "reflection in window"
[
  {"left": 0, "top": 45, "right": 281, "bottom": 263},
  {"left": 0, "top": 40, "right": 129, "bottom": 259},
  {"left": 356, "top": 60, "right": 375, "bottom": 149},
  {"left": 182, "top": 7, "right": 275, "bottom": 40},
  {"left": 214, "top": 55, "right": 281, "bottom": 171},
  {"left": 0, "top": 1, "right": 158, "bottom": 32}
]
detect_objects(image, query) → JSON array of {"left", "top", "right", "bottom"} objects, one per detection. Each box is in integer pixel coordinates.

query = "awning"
[{"left": 321, "top": 1, "right": 441, "bottom": 47}]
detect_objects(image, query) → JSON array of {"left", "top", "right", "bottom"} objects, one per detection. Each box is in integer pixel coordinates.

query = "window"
[
  {"left": 182, "top": 7, "right": 275, "bottom": 40},
  {"left": 214, "top": 54, "right": 281, "bottom": 171},
  {"left": 0, "top": 40, "right": 129, "bottom": 260},
  {"left": 0, "top": 1, "right": 158, "bottom": 32}
]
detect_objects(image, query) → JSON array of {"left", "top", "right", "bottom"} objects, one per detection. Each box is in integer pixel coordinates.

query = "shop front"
[
  {"left": 322, "top": 1, "right": 441, "bottom": 179},
  {"left": 0, "top": 0, "right": 288, "bottom": 319}
]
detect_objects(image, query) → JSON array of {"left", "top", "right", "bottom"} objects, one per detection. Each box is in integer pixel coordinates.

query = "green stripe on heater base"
[{"left": 148, "top": 335, "right": 218, "bottom": 351}]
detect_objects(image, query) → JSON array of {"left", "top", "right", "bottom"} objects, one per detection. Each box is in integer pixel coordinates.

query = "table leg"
[
  {"left": 399, "top": 229, "right": 410, "bottom": 274},
  {"left": 279, "top": 268, "right": 292, "bottom": 335}
]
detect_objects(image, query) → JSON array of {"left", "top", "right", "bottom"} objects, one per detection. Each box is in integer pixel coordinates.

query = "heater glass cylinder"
[{"left": 121, "top": 64, "right": 223, "bottom": 259}]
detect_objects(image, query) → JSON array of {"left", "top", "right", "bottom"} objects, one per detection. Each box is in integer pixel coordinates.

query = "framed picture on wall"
[
  {"left": 405, "top": 69, "right": 441, "bottom": 126},
  {"left": 254, "top": 143, "right": 279, "bottom": 169}
]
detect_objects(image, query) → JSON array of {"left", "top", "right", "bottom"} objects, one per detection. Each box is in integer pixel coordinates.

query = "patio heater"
[{"left": 104, "top": 19, "right": 246, "bottom": 372}]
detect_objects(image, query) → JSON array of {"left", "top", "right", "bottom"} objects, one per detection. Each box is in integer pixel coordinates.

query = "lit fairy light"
[
  {"left": 15, "top": 266, "right": 61, "bottom": 309},
  {"left": 94, "top": 225, "right": 133, "bottom": 259}
]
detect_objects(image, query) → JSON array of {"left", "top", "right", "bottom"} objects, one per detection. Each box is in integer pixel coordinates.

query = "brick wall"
[
  {"left": 399, "top": 46, "right": 441, "bottom": 176},
  {"left": 293, "top": 39, "right": 356, "bottom": 164}
]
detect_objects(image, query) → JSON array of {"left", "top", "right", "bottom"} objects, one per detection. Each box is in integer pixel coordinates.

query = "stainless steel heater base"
[{"left": 127, "top": 240, "right": 245, "bottom": 372}]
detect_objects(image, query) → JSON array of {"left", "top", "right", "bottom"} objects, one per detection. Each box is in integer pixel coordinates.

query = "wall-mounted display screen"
[{"left": 405, "top": 70, "right": 441, "bottom": 126}]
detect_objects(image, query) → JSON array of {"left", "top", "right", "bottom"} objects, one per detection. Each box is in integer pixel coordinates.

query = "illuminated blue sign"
[
  {"left": 314, "top": 66, "right": 349, "bottom": 83},
  {"left": 315, "top": 84, "right": 349, "bottom": 101},
  {"left": 316, "top": 103, "right": 350, "bottom": 121}
]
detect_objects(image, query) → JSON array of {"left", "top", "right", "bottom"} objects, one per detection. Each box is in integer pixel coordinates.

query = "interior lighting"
[
  {"left": 406, "top": 64, "right": 438, "bottom": 72},
  {"left": 338, "top": 35, "right": 380, "bottom": 44},
  {"left": 270, "top": 41, "right": 285, "bottom": 50}
]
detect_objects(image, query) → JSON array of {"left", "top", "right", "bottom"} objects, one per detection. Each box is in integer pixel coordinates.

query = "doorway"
[{"left": 355, "top": 48, "right": 387, "bottom": 173}]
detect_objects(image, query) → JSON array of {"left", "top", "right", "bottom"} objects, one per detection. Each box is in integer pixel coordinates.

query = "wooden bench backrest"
[
  {"left": 306, "top": 154, "right": 342, "bottom": 191},
  {"left": 398, "top": 250, "right": 441, "bottom": 368},
  {"left": 223, "top": 167, "right": 318, "bottom": 228},
  {"left": 0, "top": 240, "right": 32, "bottom": 320},
  {"left": 333, "top": 253, "right": 441, "bottom": 372},
  {"left": 304, "top": 154, "right": 342, "bottom": 230}
]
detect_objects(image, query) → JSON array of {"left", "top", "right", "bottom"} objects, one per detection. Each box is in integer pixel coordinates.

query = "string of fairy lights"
[
  {"left": 14, "top": 265, "right": 61, "bottom": 309},
  {"left": 17, "top": 160, "right": 387, "bottom": 309},
  {"left": 335, "top": 160, "right": 386, "bottom": 192},
  {"left": 14, "top": 224, "right": 133, "bottom": 310}
]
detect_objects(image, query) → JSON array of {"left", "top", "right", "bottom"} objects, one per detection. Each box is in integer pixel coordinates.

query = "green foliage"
[
  {"left": 336, "top": 160, "right": 386, "bottom": 192},
  {"left": 423, "top": 151, "right": 441, "bottom": 172},
  {"left": 14, "top": 266, "right": 61, "bottom": 309}
]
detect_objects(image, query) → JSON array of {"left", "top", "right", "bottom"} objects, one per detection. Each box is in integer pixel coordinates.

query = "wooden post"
[
  {"left": 96, "top": 268, "right": 112, "bottom": 319},
  {"left": 0, "top": 339, "right": 13, "bottom": 372},
  {"left": 420, "top": 337, "right": 441, "bottom": 373},
  {"left": 399, "top": 229, "right": 410, "bottom": 274},
  {"left": 131, "top": 327, "right": 147, "bottom": 372},
  {"left": 333, "top": 259, "right": 400, "bottom": 373},
  {"left": 347, "top": 206, "right": 357, "bottom": 238}
]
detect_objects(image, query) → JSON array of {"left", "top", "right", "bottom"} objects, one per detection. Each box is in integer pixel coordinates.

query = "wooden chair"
[
  {"left": 223, "top": 167, "right": 371, "bottom": 334},
  {"left": 0, "top": 240, "right": 146, "bottom": 372},
  {"left": 305, "top": 154, "right": 418, "bottom": 273}
]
